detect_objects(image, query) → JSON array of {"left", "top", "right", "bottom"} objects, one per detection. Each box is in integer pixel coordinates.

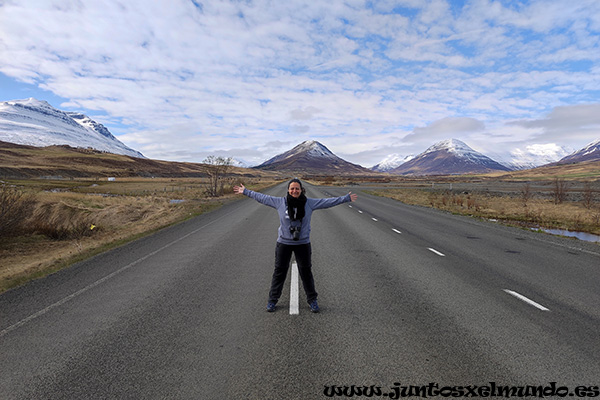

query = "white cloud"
[
  {"left": 403, "top": 117, "right": 486, "bottom": 147},
  {"left": 0, "top": 0, "right": 599, "bottom": 167},
  {"left": 507, "top": 104, "right": 600, "bottom": 143}
]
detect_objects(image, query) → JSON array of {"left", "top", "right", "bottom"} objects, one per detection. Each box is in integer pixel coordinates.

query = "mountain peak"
[
  {"left": 391, "top": 138, "right": 510, "bottom": 175},
  {"left": 255, "top": 140, "right": 372, "bottom": 175},
  {"left": 425, "top": 138, "right": 472, "bottom": 154},
  {"left": 7, "top": 97, "right": 53, "bottom": 109},
  {"left": 292, "top": 140, "right": 336, "bottom": 159}
]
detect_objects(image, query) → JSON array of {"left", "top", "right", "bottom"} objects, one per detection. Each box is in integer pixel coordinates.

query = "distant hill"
[
  {"left": 0, "top": 98, "right": 144, "bottom": 158},
  {"left": 254, "top": 140, "right": 374, "bottom": 175},
  {"left": 490, "top": 158, "right": 600, "bottom": 180},
  {"left": 0, "top": 140, "right": 275, "bottom": 179},
  {"left": 390, "top": 139, "right": 511, "bottom": 175}
]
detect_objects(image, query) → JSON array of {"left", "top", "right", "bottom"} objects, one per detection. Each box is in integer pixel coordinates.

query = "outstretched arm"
[
  {"left": 310, "top": 192, "right": 357, "bottom": 210},
  {"left": 233, "top": 183, "right": 280, "bottom": 208}
]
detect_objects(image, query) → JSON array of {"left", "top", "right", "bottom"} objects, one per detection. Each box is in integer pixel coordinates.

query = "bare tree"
[
  {"left": 202, "top": 156, "right": 234, "bottom": 197},
  {"left": 520, "top": 182, "right": 532, "bottom": 207},
  {"left": 582, "top": 182, "right": 595, "bottom": 209},
  {"left": 552, "top": 177, "right": 568, "bottom": 205}
]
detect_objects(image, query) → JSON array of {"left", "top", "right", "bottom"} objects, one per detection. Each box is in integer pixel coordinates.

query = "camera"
[{"left": 290, "top": 226, "right": 301, "bottom": 241}]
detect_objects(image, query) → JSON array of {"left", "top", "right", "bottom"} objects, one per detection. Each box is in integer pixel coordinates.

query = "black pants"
[{"left": 269, "top": 242, "right": 317, "bottom": 304}]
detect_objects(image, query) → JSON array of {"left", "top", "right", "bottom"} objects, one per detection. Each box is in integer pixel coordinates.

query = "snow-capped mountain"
[
  {"left": 390, "top": 138, "right": 510, "bottom": 175},
  {"left": 488, "top": 144, "right": 573, "bottom": 170},
  {"left": 557, "top": 139, "right": 600, "bottom": 164},
  {"left": 255, "top": 140, "right": 373, "bottom": 175},
  {"left": 371, "top": 153, "right": 415, "bottom": 172},
  {"left": 0, "top": 98, "right": 144, "bottom": 158}
]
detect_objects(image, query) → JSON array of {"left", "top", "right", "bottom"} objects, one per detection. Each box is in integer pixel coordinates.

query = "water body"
[{"left": 538, "top": 228, "right": 600, "bottom": 243}]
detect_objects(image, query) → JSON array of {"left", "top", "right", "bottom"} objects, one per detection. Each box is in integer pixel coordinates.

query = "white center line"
[
  {"left": 358, "top": 210, "right": 363, "bottom": 214},
  {"left": 290, "top": 262, "right": 299, "bottom": 315},
  {"left": 392, "top": 229, "right": 402, "bottom": 234},
  {"left": 428, "top": 248, "right": 446, "bottom": 257},
  {"left": 503, "top": 289, "right": 550, "bottom": 311},
  {"left": 372, "top": 218, "right": 378, "bottom": 222}
]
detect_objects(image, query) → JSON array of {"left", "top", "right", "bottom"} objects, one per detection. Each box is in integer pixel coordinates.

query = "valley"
[{"left": 1, "top": 139, "right": 599, "bottom": 294}]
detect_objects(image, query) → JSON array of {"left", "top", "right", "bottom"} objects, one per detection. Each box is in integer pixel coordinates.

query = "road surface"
[{"left": 1, "top": 183, "right": 599, "bottom": 399}]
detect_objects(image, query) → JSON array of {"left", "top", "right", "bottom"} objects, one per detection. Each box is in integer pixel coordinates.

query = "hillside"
[
  {"left": 556, "top": 139, "right": 600, "bottom": 165},
  {"left": 0, "top": 141, "right": 275, "bottom": 179},
  {"left": 490, "top": 159, "right": 600, "bottom": 180}
]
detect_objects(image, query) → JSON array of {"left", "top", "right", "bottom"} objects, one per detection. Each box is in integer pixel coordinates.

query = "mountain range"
[
  {"left": 0, "top": 98, "right": 143, "bottom": 158},
  {"left": 372, "top": 144, "right": 574, "bottom": 172},
  {"left": 258, "top": 138, "right": 599, "bottom": 176},
  {"left": 1, "top": 97, "right": 599, "bottom": 176}
]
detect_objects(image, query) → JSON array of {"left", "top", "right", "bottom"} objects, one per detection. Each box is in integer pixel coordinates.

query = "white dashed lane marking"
[
  {"left": 503, "top": 289, "right": 550, "bottom": 311},
  {"left": 428, "top": 248, "right": 446, "bottom": 257}
]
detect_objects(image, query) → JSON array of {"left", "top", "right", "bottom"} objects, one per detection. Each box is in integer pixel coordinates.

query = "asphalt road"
[{"left": 1, "top": 182, "right": 599, "bottom": 399}]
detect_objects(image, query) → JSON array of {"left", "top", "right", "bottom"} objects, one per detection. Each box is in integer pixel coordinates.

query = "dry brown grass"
[
  {"left": 368, "top": 188, "right": 600, "bottom": 236},
  {"left": 0, "top": 177, "right": 278, "bottom": 293}
]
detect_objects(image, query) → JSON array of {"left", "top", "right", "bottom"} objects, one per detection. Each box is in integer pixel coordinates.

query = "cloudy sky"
[{"left": 1, "top": 0, "right": 600, "bottom": 167}]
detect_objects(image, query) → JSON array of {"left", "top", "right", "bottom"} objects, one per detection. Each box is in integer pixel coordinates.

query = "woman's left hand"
[
  {"left": 349, "top": 192, "right": 358, "bottom": 202},
  {"left": 233, "top": 184, "right": 245, "bottom": 194}
]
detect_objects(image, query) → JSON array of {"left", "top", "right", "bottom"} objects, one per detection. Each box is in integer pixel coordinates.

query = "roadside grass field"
[
  {"left": 0, "top": 177, "right": 277, "bottom": 293},
  {"left": 366, "top": 187, "right": 600, "bottom": 237}
]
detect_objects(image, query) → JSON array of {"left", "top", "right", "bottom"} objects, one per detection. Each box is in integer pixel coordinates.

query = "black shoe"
[
  {"left": 266, "top": 302, "right": 276, "bottom": 312},
  {"left": 309, "top": 300, "right": 320, "bottom": 313}
]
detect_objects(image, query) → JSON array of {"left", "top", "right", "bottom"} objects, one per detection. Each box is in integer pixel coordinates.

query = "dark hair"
[{"left": 288, "top": 178, "right": 303, "bottom": 189}]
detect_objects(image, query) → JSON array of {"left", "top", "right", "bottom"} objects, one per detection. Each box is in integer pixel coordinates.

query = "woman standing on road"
[{"left": 233, "top": 179, "right": 357, "bottom": 313}]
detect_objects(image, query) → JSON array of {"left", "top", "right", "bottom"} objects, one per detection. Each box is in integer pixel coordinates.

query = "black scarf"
[{"left": 286, "top": 193, "right": 307, "bottom": 221}]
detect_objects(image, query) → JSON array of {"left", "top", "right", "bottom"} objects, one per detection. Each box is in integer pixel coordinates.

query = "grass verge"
[
  {"left": 0, "top": 178, "right": 277, "bottom": 294},
  {"left": 365, "top": 188, "right": 600, "bottom": 237}
]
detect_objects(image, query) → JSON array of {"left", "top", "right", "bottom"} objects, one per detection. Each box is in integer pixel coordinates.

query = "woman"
[{"left": 233, "top": 179, "right": 357, "bottom": 313}]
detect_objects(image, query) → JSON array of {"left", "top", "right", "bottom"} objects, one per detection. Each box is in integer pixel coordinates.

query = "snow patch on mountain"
[
  {"left": 557, "top": 138, "right": 600, "bottom": 164},
  {"left": 426, "top": 139, "right": 493, "bottom": 163},
  {"left": 580, "top": 139, "right": 600, "bottom": 156},
  {"left": 371, "top": 153, "right": 415, "bottom": 172},
  {"left": 488, "top": 143, "right": 573, "bottom": 170}
]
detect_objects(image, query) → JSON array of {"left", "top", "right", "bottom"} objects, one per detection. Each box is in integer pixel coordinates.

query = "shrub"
[
  {"left": 30, "top": 201, "right": 96, "bottom": 241},
  {"left": 0, "top": 184, "right": 36, "bottom": 237},
  {"left": 582, "top": 182, "right": 595, "bottom": 209},
  {"left": 552, "top": 177, "right": 568, "bottom": 204}
]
